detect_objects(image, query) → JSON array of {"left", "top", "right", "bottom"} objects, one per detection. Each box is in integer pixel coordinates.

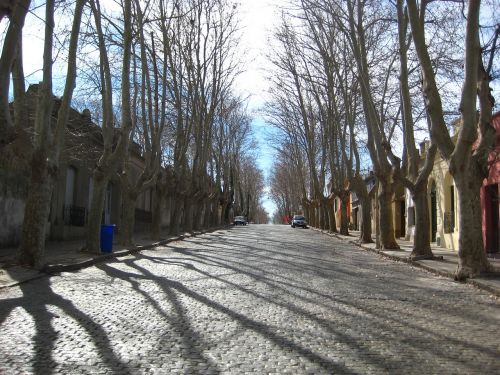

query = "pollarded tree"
[
  {"left": 394, "top": 0, "right": 437, "bottom": 259},
  {"left": 17, "top": 0, "right": 86, "bottom": 268},
  {"left": 268, "top": 146, "right": 305, "bottom": 223},
  {"left": 85, "top": 0, "right": 134, "bottom": 253},
  {"left": 338, "top": 0, "right": 403, "bottom": 249},
  {"left": 406, "top": 0, "right": 498, "bottom": 278},
  {"left": 212, "top": 94, "right": 253, "bottom": 225},
  {"left": 267, "top": 18, "right": 330, "bottom": 230},
  {"left": 161, "top": 0, "right": 239, "bottom": 234},
  {"left": 118, "top": 0, "right": 165, "bottom": 246},
  {"left": 265, "top": 93, "right": 312, "bottom": 224},
  {"left": 185, "top": 0, "right": 239, "bottom": 233},
  {"left": 299, "top": 3, "right": 358, "bottom": 235},
  {"left": 233, "top": 159, "right": 267, "bottom": 223},
  {"left": 0, "top": 0, "right": 30, "bottom": 146}
]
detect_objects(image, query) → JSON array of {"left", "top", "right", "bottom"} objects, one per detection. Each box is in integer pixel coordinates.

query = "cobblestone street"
[{"left": 1, "top": 225, "right": 499, "bottom": 374}]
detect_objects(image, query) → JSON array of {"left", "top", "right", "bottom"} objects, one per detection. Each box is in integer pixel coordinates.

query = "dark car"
[
  {"left": 233, "top": 216, "right": 247, "bottom": 225},
  {"left": 291, "top": 215, "right": 307, "bottom": 228}
]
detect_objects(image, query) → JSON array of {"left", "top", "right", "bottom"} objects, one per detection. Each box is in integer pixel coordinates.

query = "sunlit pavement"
[{"left": 1, "top": 224, "right": 499, "bottom": 374}]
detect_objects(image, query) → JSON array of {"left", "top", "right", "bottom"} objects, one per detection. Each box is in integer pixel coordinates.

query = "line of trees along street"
[
  {"left": 0, "top": 0, "right": 268, "bottom": 269},
  {"left": 267, "top": 0, "right": 499, "bottom": 279}
]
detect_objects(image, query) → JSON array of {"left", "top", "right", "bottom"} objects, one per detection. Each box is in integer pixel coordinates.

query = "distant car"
[
  {"left": 291, "top": 215, "right": 307, "bottom": 228},
  {"left": 233, "top": 216, "right": 247, "bottom": 225}
]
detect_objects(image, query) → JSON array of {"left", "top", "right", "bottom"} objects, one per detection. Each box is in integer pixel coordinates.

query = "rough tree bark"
[
  {"left": 344, "top": 0, "right": 400, "bottom": 249},
  {"left": 406, "top": 0, "right": 494, "bottom": 278},
  {"left": 395, "top": 0, "right": 437, "bottom": 259},
  {"left": 18, "top": 0, "right": 85, "bottom": 268},
  {"left": 86, "top": 0, "right": 133, "bottom": 253},
  {"left": 0, "top": 0, "right": 30, "bottom": 143}
]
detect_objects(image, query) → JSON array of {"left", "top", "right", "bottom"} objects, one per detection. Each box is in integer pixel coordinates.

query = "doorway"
[
  {"left": 486, "top": 184, "right": 499, "bottom": 253},
  {"left": 431, "top": 182, "right": 437, "bottom": 242},
  {"left": 400, "top": 200, "right": 406, "bottom": 238}
]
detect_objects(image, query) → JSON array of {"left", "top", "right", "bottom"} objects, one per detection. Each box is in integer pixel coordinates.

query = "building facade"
[{"left": 0, "top": 86, "right": 162, "bottom": 248}]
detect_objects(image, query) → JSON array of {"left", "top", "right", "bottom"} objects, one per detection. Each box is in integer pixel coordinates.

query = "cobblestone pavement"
[{"left": 1, "top": 225, "right": 499, "bottom": 375}]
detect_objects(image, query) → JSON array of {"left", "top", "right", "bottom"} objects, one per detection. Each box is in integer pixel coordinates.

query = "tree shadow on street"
[
  {"left": 98, "top": 251, "right": 405, "bottom": 374},
  {"left": 0, "top": 275, "right": 132, "bottom": 375},
  {"left": 132, "top": 242, "right": 499, "bottom": 374}
]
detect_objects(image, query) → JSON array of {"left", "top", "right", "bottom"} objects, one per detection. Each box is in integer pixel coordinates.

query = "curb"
[
  {"left": 313, "top": 228, "right": 500, "bottom": 298},
  {"left": 1, "top": 227, "right": 227, "bottom": 289}
]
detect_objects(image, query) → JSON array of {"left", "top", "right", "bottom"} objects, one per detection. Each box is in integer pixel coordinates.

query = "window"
[
  {"left": 65, "top": 166, "right": 77, "bottom": 206},
  {"left": 444, "top": 185, "right": 455, "bottom": 233},
  {"left": 63, "top": 166, "right": 86, "bottom": 226}
]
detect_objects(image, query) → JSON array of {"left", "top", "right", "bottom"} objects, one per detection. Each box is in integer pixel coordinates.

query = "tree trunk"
[
  {"left": 223, "top": 201, "right": 232, "bottom": 224},
  {"left": 151, "top": 187, "right": 163, "bottom": 240},
  {"left": 410, "top": 186, "right": 433, "bottom": 259},
  {"left": 211, "top": 199, "right": 218, "bottom": 227},
  {"left": 170, "top": 195, "right": 183, "bottom": 235},
  {"left": 0, "top": 0, "right": 30, "bottom": 140},
  {"left": 327, "top": 200, "right": 337, "bottom": 233},
  {"left": 454, "top": 172, "right": 492, "bottom": 279},
  {"left": 339, "top": 195, "right": 349, "bottom": 236},
  {"left": 406, "top": 0, "right": 492, "bottom": 278},
  {"left": 86, "top": 171, "right": 108, "bottom": 253},
  {"left": 200, "top": 199, "right": 209, "bottom": 229},
  {"left": 18, "top": 151, "right": 52, "bottom": 269},
  {"left": 17, "top": 0, "right": 55, "bottom": 268},
  {"left": 318, "top": 200, "right": 326, "bottom": 229},
  {"left": 120, "top": 190, "right": 137, "bottom": 246},
  {"left": 360, "top": 194, "right": 373, "bottom": 243},
  {"left": 183, "top": 197, "right": 194, "bottom": 233},
  {"left": 303, "top": 203, "right": 310, "bottom": 227},
  {"left": 323, "top": 200, "right": 330, "bottom": 230},
  {"left": 350, "top": 175, "right": 372, "bottom": 243},
  {"left": 193, "top": 199, "right": 203, "bottom": 231},
  {"left": 219, "top": 201, "right": 227, "bottom": 225},
  {"left": 379, "top": 180, "right": 400, "bottom": 249}
]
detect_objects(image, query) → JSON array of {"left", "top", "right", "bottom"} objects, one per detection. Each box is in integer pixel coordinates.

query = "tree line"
[
  {"left": 266, "top": 0, "right": 499, "bottom": 279},
  {"left": 0, "top": 0, "right": 268, "bottom": 269}
]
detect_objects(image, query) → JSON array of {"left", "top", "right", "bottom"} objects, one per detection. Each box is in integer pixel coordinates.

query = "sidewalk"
[
  {"left": 320, "top": 229, "right": 500, "bottom": 298},
  {"left": 0, "top": 228, "right": 223, "bottom": 290}
]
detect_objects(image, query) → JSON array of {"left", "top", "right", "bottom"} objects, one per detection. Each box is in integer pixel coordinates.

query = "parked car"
[
  {"left": 233, "top": 216, "right": 247, "bottom": 225},
  {"left": 291, "top": 215, "right": 307, "bottom": 228}
]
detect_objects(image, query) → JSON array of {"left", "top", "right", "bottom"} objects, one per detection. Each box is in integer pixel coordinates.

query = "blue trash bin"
[{"left": 100, "top": 224, "right": 115, "bottom": 253}]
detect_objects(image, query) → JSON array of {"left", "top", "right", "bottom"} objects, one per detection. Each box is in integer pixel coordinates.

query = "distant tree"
[
  {"left": 267, "top": 19, "right": 330, "bottom": 231},
  {"left": 212, "top": 95, "right": 253, "bottom": 225},
  {"left": 268, "top": 149, "right": 304, "bottom": 223}
]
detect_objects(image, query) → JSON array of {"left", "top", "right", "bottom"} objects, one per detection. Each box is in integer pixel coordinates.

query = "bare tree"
[
  {"left": 0, "top": 0, "right": 30, "bottom": 145},
  {"left": 17, "top": 0, "right": 86, "bottom": 268},
  {"left": 394, "top": 0, "right": 437, "bottom": 259},
  {"left": 119, "top": 0, "right": 164, "bottom": 246},
  {"left": 269, "top": 147, "right": 305, "bottom": 223},
  {"left": 267, "top": 18, "right": 330, "bottom": 231},
  {"left": 406, "top": 0, "right": 497, "bottom": 278},
  {"left": 339, "top": 0, "right": 403, "bottom": 249},
  {"left": 85, "top": 0, "right": 134, "bottom": 253},
  {"left": 212, "top": 94, "right": 253, "bottom": 225}
]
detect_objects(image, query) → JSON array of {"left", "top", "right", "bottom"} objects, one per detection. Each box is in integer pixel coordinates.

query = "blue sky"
[
  {"left": 236, "top": 1, "right": 286, "bottom": 218},
  {"left": 252, "top": 117, "right": 278, "bottom": 217},
  {"left": 2, "top": 0, "right": 282, "bottom": 217}
]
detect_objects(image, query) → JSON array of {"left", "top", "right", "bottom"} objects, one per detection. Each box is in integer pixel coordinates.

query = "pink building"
[{"left": 481, "top": 112, "right": 500, "bottom": 254}]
